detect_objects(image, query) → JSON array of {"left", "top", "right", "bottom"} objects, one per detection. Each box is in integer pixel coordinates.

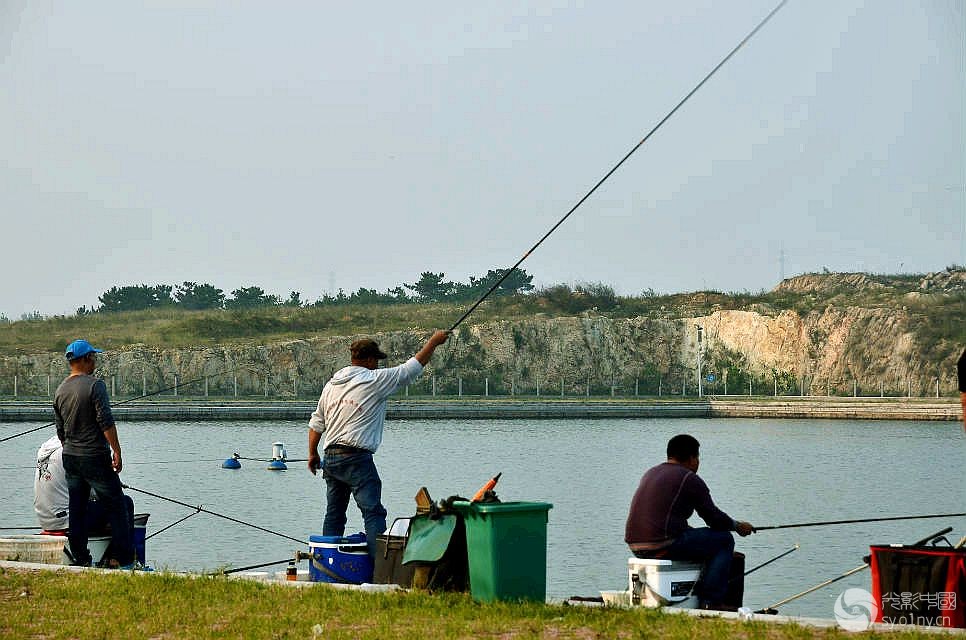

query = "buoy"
[
  {"left": 271, "top": 442, "right": 287, "bottom": 459},
  {"left": 222, "top": 454, "right": 241, "bottom": 469},
  {"left": 267, "top": 442, "right": 287, "bottom": 471}
]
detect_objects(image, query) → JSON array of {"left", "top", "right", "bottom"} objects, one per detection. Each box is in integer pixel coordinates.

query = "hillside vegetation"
[
  {"left": 1, "top": 269, "right": 962, "bottom": 357},
  {"left": 0, "top": 269, "right": 962, "bottom": 400}
]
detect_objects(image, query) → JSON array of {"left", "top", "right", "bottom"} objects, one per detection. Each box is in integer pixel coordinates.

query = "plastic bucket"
[
  {"left": 451, "top": 501, "right": 553, "bottom": 602},
  {"left": 308, "top": 533, "right": 373, "bottom": 584},
  {"left": 133, "top": 513, "right": 149, "bottom": 566}
]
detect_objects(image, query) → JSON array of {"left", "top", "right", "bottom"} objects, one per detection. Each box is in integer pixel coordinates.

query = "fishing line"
[
  {"left": 10, "top": 458, "right": 228, "bottom": 470},
  {"left": 122, "top": 483, "right": 305, "bottom": 545},
  {"left": 755, "top": 512, "right": 966, "bottom": 531},
  {"left": 447, "top": 0, "right": 789, "bottom": 331},
  {"left": 144, "top": 506, "right": 203, "bottom": 541},
  {"left": 1, "top": 366, "right": 266, "bottom": 444},
  {"left": 235, "top": 455, "right": 308, "bottom": 463}
]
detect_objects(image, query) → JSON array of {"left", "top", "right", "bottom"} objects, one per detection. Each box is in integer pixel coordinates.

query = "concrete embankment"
[{"left": 0, "top": 398, "right": 959, "bottom": 422}]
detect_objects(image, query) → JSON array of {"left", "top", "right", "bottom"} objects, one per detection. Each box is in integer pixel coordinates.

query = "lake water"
[{"left": 1, "top": 416, "right": 963, "bottom": 619}]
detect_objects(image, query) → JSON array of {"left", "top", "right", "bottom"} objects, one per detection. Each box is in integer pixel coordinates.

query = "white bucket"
[
  {"left": 0, "top": 535, "right": 66, "bottom": 564},
  {"left": 63, "top": 536, "right": 112, "bottom": 565},
  {"left": 628, "top": 558, "right": 702, "bottom": 608}
]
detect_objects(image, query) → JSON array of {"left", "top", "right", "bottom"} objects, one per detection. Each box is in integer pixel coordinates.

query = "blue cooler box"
[{"left": 308, "top": 533, "right": 373, "bottom": 584}]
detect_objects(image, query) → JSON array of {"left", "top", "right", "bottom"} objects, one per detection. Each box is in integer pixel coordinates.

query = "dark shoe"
[{"left": 63, "top": 544, "right": 91, "bottom": 567}]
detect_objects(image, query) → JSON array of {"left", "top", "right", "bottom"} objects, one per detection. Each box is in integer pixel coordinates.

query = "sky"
[{"left": 1, "top": 1, "right": 963, "bottom": 319}]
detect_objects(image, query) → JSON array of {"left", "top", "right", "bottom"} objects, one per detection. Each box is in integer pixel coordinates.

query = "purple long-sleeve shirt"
[{"left": 625, "top": 462, "right": 736, "bottom": 552}]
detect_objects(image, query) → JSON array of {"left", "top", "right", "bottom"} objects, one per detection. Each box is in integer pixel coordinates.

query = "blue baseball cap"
[{"left": 65, "top": 339, "right": 103, "bottom": 361}]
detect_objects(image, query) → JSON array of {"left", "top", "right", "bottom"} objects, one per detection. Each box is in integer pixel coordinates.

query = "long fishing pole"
[
  {"left": 756, "top": 527, "right": 952, "bottom": 613},
  {"left": 447, "top": 0, "right": 789, "bottom": 332},
  {"left": 220, "top": 558, "right": 294, "bottom": 576},
  {"left": 757, "top": 562, "right": 869, "bottom": 613},
  {"left": 742, "top": 544, "right": 799, "bottom": 578},
  {"left": 755, "top": 512, "right": 966, "bottom": 531},
  {"left": 0, "top": 367, "right": 244, "bottom": 444},
  {"left": 144, "top": 506, "right": 203, "bottom": 541},
  {"left": 123, "top": 483, "right": 305, "bottom": 546}
]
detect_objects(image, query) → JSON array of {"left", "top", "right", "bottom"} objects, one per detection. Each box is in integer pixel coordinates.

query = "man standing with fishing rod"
[
  {"left": 307, "top": 330, "right": 450, "bottom": 558},
  {"left": 54, "top": 339, "right": 134, "bottom": 568},
  {"left": 625, "top": 434, "right": 756, "bottom": 611}
]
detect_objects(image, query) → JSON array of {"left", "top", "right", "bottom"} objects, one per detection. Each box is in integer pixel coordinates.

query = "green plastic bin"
[{"left": 452, "top": 500, "right": 553, "bottom": 602}]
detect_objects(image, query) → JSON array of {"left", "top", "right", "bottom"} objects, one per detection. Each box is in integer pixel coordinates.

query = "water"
[{"left": 1, "top": 417, "right": 963, "bottom": 618}]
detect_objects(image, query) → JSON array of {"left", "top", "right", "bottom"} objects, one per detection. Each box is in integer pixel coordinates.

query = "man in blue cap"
[{"left": 54, "top": 339, "right": 134, "bottom": 568}]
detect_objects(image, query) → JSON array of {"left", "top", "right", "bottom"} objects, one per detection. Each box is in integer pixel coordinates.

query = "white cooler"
[{"left": 628, "top": 557, "right": 703, "bottom": 608}]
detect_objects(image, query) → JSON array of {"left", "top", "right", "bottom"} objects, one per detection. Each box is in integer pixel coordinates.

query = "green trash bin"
[{"left": 452, "top": 500, "right": 553, "bottom": 602}]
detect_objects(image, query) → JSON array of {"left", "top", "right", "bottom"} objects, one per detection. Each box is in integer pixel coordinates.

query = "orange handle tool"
[{"left": 471, "top": 472, "right": 502, "bottom": 502}]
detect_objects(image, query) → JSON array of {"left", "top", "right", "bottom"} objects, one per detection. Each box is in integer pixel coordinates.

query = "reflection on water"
[{"left": 1, "top": 417, "right": 962, "bottom": 618}]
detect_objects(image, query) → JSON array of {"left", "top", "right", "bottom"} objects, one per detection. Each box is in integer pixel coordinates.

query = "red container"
[{"left": 869, "top": 545, "right": 965, "bottom": 629}]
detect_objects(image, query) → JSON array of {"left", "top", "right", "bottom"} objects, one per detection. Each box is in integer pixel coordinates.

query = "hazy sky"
[{"left": 1, "top": 1, "right": 963, "bottom": 319}]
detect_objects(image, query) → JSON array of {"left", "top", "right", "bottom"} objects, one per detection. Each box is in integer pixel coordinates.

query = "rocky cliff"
[{"left": 1, "top": 270, "right": 961, "bottom": 398}]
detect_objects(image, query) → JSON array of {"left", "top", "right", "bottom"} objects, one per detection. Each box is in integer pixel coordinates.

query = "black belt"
[{"left": 324, "top": 444, "right": 371, "bottom": 455}]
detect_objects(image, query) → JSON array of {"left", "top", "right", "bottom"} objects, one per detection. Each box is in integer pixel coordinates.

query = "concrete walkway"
[{"left": 0, "top": 397, "right": 959, "bottom": 421}]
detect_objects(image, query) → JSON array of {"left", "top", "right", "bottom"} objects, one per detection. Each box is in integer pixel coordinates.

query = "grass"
[{"left": 0, "top": 568, "right": 936, "bottom": 639}]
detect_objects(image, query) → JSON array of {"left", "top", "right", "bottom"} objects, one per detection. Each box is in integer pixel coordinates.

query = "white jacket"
[
  {"left": 309, "top": 358, "right": 423, "bottom": 453},
  {"left": 34, "top": 435, "right": 69, "bottom": 531}
]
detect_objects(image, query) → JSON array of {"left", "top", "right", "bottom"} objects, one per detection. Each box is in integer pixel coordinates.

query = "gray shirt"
[{"left": 54, "top": 374, "right": 115, "bottom": 456}]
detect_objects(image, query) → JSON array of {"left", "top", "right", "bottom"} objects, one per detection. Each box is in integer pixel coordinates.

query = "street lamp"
[{"left": 695, "top": 324, "right": 704, "bottom": 398}]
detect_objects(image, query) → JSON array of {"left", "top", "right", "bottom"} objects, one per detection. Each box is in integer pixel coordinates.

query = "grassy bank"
[{"left": 0, "top": 568, "right": 937, "bottom": 639}]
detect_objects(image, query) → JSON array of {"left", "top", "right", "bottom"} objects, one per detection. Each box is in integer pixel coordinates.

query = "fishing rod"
[
  {"left": 219, "top": 557, "right": 294, "bottom": 576},
  {"left": 144, "top": 506, "right": 203, "bottom": 542},
  {"left": 0, "top": 366, "right": 247, "bottom": 444},
  {"left": 756, "top": 527, "right": 952, "bottom": 613},
  {"left": 757, "top": 562, "right": 868, "bottom": 614},
  {"left": 123, "top": 483, "right": 306, "bottom": 546},
  {"left": 447, "top": 0, "right": 789, "bottom": 332},
  {"left": 755, "top": 512, "right": 966, "bottom": 531},
  {"left": 742, "top": 544, "right": 799, "bottom": 578}
]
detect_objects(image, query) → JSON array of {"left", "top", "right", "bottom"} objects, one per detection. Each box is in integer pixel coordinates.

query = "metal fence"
[{"left": 0, "top": 370, "right": 956, "bottom": 401}]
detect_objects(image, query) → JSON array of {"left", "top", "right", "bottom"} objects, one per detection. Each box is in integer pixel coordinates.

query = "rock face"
[{"left": 1, "top": 305, "right": 959, "bottom": 398}]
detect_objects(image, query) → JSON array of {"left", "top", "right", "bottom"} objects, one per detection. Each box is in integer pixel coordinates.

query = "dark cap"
[{"left": 350, "top": 339, "right": 387, "bottom": 361}]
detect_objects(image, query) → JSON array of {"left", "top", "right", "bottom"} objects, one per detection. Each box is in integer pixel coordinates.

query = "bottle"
[{"left": 286, "top": 561, "right": 297, "bottom": 581}]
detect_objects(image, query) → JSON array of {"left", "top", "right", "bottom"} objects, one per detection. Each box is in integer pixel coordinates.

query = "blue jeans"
[
  {"left": 656, "top": 527, "right": 735, "bottom": 605},
  {"left": 321, "top": 451, "right": 387, "bottom": 558},
  {"left": 63, "top": 452, "right": 134, "bottom": 566}
]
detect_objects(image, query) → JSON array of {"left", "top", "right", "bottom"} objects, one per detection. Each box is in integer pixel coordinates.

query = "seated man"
[
  {"left": 625, "top": 434, "right": 755, "bottom": 610},
  {"left": 34, "top": 434, "right": 135, "bottom": 559}
]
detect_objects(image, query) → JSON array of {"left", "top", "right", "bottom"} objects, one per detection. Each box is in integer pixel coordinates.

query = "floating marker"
[
  {"left": 222, "top": 453, "right": 241, "bottom": 469},
  {"left": 267, "top": 441, "right": 287, "bottom": 471}
]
